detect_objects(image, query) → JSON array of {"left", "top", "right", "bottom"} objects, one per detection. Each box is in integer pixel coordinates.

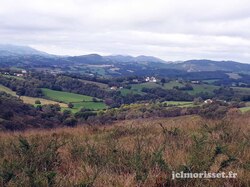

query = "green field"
[
  {"left": 42, "top": 88, "right": 107, "bottom": 112},
  {"left": 1, "top": 74, "right": 24, "bottom": 80},
  {"left": 0, "top": 84, "right": 16, "bottom": 95},
  {"left": 232, "top": 87, "right": 250, "bottom": 96},
  {"left": 120, "top": 82, "right": 163, "bottom": 96},
  {"left": 120, "top": 81, "right": 219, "bottom": 96},
  {"left": 0, "top": 84, "right": 67, "bottom": 107},
  {"left": 120, "top": 88, "right": 141, "bottom": 96},
  {"left": 78, "top": 79, "right": 108, "bottom": 89},
  {"left": 240, "top": 107, "right": 250, "bottom": 113},
  {"left": 187, "top": 84, "right": 219, "bottom": 95},
  {"left": 163, "top": 81, "right": 184, "bottom": 89},
  {"left": 202, "top": 79, "right": 219, "bottom": 84},
  {"left": 162, "top": 101, "right": 194, "bottom": 107},
  {"left": 42, "top": 88, "right": 93, "bottom": 102},
  {"left": 131, "top": 82, "right": 161, "bottom": 91}
]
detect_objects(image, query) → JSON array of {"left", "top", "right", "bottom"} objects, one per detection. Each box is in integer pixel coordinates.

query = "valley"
[{"left": 0, "top": 45, "right": 250, "bottom": 186}]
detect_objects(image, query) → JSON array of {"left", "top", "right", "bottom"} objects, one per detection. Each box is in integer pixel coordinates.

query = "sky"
[{"left": 0, "top": 0, "right": 250, "bottom": 62}]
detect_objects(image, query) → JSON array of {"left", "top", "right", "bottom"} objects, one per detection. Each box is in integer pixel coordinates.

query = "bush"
[{"left": 35, "top": 100, "right": 41, "bottom": 105}]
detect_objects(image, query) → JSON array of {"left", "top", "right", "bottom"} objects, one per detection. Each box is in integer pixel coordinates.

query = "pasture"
[
  {"left": 42, "top": 88, "right": 107, "bottom": 112},
  {"left": 187, "top": 84, "right": 219, "bottom": 95},
  {"left": 78, "top": 79, "right": 108, "bottom": 89},
  {"left": 121, "top": 81, "right": 218, "bottom": 96},
  {"left": 0, "top": 84, "right": 67, "bottom": 107},
  {"left": 42, "top": 88, "right": 93, "bottom": 102}
]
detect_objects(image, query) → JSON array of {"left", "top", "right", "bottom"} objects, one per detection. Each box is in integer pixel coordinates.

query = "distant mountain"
[
  {"left": 0, "top": 44, "right": 50, "bottom": 56},
  {"left": 171, "top": 60, "right": 250, "bottom": 72},
  {"left": 0, "top": 44, "right": 250, "bottom": 75},
  {"left": 104, "top": 55, "right": 167, "bottom": 63},
  {"left": 68, "top": 54, "right": 109, "bottom": 65}
]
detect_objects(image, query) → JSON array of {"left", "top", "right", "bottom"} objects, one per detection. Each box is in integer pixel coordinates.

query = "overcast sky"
[{"left": 1, "top": 0, "right": 250, "bottom": 62}]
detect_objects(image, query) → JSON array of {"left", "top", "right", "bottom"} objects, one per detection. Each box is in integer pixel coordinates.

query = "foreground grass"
[{"left": 0, "top": 114, "right": 249, "bottom": 187}]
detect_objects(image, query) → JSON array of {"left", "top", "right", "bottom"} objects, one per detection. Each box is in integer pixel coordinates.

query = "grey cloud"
[{"left": 0, "top": 0, "right": 250, "bottom": 63}]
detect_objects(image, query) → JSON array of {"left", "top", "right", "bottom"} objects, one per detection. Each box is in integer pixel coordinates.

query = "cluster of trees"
[
  {"left": 173, "top": 83, "right": 193, "bottom": 91},
  {"left": 0, "top": 92, "right": 77, "bottom": 131},
  {"left": 214, "top": 74, "right": 250, "bottom": 87},
  {"left": 141, "top": 87, "right": 194, "bottom": 101},
  {"left": 0, "top": 76, "right": 43, "bottom": 97}
]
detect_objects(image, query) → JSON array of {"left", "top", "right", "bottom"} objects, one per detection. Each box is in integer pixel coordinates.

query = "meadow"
[
  {"left": 162, "top": 101, "right": 194, "bottom": 107},
  {"left": 121, "top": 81, "right": 219, "bottom": 96},
  {"left": 186, "top": 84, "right": 219, "bottom": 95},
  {"left": 78, "top": 79, "right": 108, "bottom": 89},
  {"left": 2, "top": 74, "right": 24, "bottom": 80},
  {"left": 0, "top": 85, "right": 67, "bottom": 107},
  {"left": 232, "top": 87, "right": 250, "bottom": 96},
  {"left": 42, "top": 88, "right": 107, "bottom": 112},
  {"left": 0, "top": 114, "right": 249, "bottom": 187}
]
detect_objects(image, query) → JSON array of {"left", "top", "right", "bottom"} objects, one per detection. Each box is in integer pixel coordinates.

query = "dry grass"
[
  {"left": 0, "top": 114, "right": 249, "bottom": 187},
  {"left": 0, "top": 84, "right": 67, "bottom": 107},
  {"left": 20, "top": 96, "right": 67, "bottom": 107}
]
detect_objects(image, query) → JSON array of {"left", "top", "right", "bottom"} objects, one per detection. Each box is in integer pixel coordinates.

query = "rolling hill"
[{"left": 0, "top": 44, "right": 250, "bottom": 75}]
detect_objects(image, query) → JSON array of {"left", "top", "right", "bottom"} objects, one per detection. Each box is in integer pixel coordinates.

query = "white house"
[
  {"left": 204, "top": 99, "right": 213, "bottom": 104},
  {"left": 110, "top": 86, "right": 118, "bottom": 90},
  {"left": 191, "top": 81, "right": 200, "bottom": 84},
  {"left": 145, "top": 77, "right": 157, "bottom": 83}
]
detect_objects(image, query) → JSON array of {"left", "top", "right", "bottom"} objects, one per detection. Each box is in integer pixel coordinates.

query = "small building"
[
  {"left": 145, "top": 76, "right": 157, "bottom": 83},
  {"left": 110, "top": 86, "right": 118, "bottom": 90},
  {"left": 191, "top": 80, "right": 200, "bottom": 84},
  {"left": 16, "top": 74, "right": 24, "bottom": 77},
  {"left": 204, "top": 99, "right": 213, "bottom": 104}
]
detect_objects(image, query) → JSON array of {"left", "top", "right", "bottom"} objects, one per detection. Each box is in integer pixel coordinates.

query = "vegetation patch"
[
  {"left": 0, "top": 84, "right": 66, "bottom": 107},
  {"left": 42, "top": 88, "right": 94, "bottom": 103},
  {"left": 187, "top": 84, "right": 219, "bottom": 95},
  {"left": 42, "top": 88, "right": 107, "bottom": 112}
]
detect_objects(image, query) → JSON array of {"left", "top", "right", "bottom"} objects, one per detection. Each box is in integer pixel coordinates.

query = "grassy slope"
[
  {"left": 1, "top": 74, "right": 25, "bottom": 80},
  {"left": 0, "top": 84, "right": 67, "bottom": 107},
  {"left": 0, "top": 115, "right": 249, "bottom": 186},
  {"left": 240, "top": 107, "right": 250, "bottom": 112},
  {"left": 42, "top": 88, "right": 93, "bottom": 102},
  {"left": 121, "top": 81, "right": 218, "bottom": 96},
  {"left": 42, "top": 88, "right": 107, "bottom": 112},
  {"left": 187, "top": 84, "right": 219, "bottom": 95},
  {"left": 163, "top": 80, "right": 184, "bottom": 89},
  {"left": 240, "top": 102, "right": 250, "bottom": 112},
  {"left": 232, "top": 87, "right": 250, "bottom": 96},
  {"left": 163, "top": 101, "right": 194, "bottom": 107},
  {"left": 78, "top": 79, "right": 108, "bottom": 89}
]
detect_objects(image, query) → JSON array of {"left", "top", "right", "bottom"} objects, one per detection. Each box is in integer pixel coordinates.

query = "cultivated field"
[
  {"left": 121, "top": 81, "right": 219, "bottom": 96},
  {"left": 0, "top": 85, "right": 67, "bottom": 107},
  {"left": 42, "top": 88, "right": 107, "bottom": 112},
  {"left": 78, "top": 79, "right": 109, "bottom": 89}
]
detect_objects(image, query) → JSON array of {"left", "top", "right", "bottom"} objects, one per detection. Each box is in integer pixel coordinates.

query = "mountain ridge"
[{"left": 0, "top": 44, "right": 250, "bottom": 73}]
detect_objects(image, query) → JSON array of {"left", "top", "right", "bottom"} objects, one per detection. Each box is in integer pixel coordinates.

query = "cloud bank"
[{"left": 0, "top": 0, "right": 250, "bottom": 62}]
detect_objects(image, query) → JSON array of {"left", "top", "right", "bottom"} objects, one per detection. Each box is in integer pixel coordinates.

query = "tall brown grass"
[{"left": 0, "top": 114, "right": 249, "bottom": 187}]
